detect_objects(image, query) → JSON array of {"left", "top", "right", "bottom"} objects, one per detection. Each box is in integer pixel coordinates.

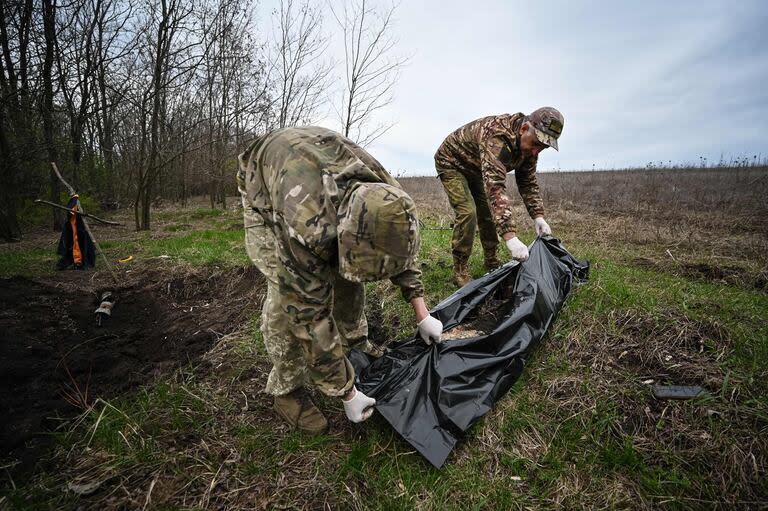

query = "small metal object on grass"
[
  {"left": 95, "top": 291, "right": 116, "bottom": 327},
  {"left": 652, "top": 385, "right": 705, "bottom": 400}
]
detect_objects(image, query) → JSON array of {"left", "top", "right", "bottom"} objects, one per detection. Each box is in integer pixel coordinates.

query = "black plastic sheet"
[{"left": 349, "top": 236, "right": 589, "bottom": 468}]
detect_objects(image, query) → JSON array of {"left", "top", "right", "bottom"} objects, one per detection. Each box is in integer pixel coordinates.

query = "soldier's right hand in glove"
[
  {"left": 505, "top": 236, "right": 529, "bottom": 262},
  {"left": 417, "top": 315, "right": 443, "bottom": 344},
  {"left": 343, "top": 386, "right": 376, "bottom": 423}
]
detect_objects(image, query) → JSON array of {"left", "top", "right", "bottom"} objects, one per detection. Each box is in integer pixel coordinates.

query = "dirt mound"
[{"left": 0, "top": 265, "right": 265, "bottom": 473}]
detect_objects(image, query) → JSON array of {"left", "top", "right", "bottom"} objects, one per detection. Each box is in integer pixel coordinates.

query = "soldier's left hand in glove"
[
  {"left": 418, "top": 315, "right": 443, "bottom": 344},
  {"left": 343, "top": 386, "right": 376, "bottom": 423},
  {"left": 534, "top": 217, "right": 552, "bottom": 237}
]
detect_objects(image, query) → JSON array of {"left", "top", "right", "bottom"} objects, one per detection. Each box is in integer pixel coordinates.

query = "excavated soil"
[
  {"left": 443, "top": 280, "right": 517, "bottom": 340},
  {"left": 0, "top": 265, "right": 265, "bottom": 472},
  {"left": 442, "top": 301, "right": 504, "bottom": 340}
]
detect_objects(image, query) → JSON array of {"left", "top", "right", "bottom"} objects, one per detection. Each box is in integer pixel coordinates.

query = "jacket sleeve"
[
  {"left": 389, "top": 265, "right": 425, "bottom": 302},
  {"left": 514, "top": 156, "right": 545, "bottom": 219},
  {"left": 479, "top": 135, "right": 517, "bottom": 237}
]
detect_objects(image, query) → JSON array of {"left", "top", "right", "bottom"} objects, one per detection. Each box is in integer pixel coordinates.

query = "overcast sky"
[{"left": 265, "top": 1, "right": 768, "bottom": 174}]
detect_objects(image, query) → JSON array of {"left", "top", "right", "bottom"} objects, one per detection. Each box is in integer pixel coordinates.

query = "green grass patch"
[
  {"left": 153, "top": 207, "right": 226, "bottom": 222},
  {"left": 102, "top": 229, "right": 250, "bottom": 269},
  {"left": 567, "top": 255, "right": 768, "bottom": 379},
  {"left": 0, "top": 248, "right": 57, "bottom": 277},
  {"left": 4, "top": 208, "right": 767, "bottom": 509},
  {"left": 136, "top": 229, "right": 249, "bottom": 267},
  {"left": 163, "top": 223, "right": 192, "bottom": 232}
]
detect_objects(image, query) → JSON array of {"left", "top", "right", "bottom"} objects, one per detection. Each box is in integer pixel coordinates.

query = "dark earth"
[
  {"left": 442, "top": 278, "right": 517, "bottom": 340},
  {"left": 0, "top": 265, "right": 264, "bottom": 474}
]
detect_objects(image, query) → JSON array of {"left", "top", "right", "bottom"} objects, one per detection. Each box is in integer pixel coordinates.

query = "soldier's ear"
[{"left": 520, "top": 122, "right": 530, "bottom": 134}]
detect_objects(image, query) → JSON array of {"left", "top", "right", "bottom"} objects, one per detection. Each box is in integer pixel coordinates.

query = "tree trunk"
[
  {"left": 42, "top": 0, "right": 64, "bottom": 230},
  {"left": 0, "top": 0, "right": 33, "bottom": 241},
  {"left": 180, "top": 150, "right": 187, "bottom": 208},
  {"left": 0, "top": 110, "right": 21, "bottom": 241}
]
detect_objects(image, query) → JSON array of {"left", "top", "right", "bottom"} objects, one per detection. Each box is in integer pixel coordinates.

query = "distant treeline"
[{"left": 0, "top": 0, "right": 405, "bottom": 240}]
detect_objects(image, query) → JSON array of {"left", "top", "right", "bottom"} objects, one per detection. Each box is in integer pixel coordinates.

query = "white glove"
[
  {"left": 505, "top": 236, "right": 529, "bottom": 261},
  {"left": 534, "top": 217, "right": 552, "bottom": 237},
  {"left": 417, "top": 315, "right": 443, "bottom": 345},
  {"left": 343, "top": 386, "right": 376, "bottom": 423}
]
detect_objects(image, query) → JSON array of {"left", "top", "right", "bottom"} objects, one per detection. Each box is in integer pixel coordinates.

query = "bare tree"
[
  {"left": 41, "top": 0, "right": 65, "bottom": 229},
  {"left": 0, "top": 0, "right": 303, "bottom": 238},
  {"left": 199, "top": 0, "right": 266, "bottom": 209},
  {"left": 133, "top": 0, "right": 200, "bottom": 230},
  {"left": 0, "top": 0, "right": 34, "bottom": 241},
  {"left": 270, "top": 0, "right": 331, "bottom": 128},
  {"left": 330, "top": 0, "right": 407, "bottom": 146},
  {"left": 92, "top": 0, "right": 136, "bottom": 202},
  {"left": 55, "top": 0, "right": 103, "bottom": 189}
]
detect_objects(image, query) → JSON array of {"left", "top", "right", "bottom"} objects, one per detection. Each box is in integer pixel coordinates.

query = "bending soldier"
[
  {"left": 434, "top": 107, "right": 564, "bottom": 286},
  {"left": 237, "top": 126, "right": 443, "bottom": 434}
]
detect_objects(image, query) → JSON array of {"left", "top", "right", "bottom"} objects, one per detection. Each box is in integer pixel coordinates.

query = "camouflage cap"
[
  {"left": 337, "top": 183, "right": 420, "bottom": 283},
  {"left": 528, "top": 107, "right": 564, "bottom": 151}
]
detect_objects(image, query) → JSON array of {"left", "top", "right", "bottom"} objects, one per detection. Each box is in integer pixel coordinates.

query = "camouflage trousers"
[
  {"left": 437, "top": 167, "right": 499, "bottom": 261},
  {"left": 241, "top": 196, "right": 368, "bottom": 396}
]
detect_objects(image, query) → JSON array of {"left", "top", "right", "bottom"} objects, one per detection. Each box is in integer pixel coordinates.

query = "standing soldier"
[
  {"left": 434, "top": 107, "right": 563, "bottom": 286},
  {"left": 237, "top": 126, "right": 443, "bottom": 434}
]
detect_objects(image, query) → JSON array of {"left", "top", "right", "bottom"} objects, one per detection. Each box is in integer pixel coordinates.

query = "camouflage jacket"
[
  {"left": 238, "top": 126, "right": 425, "bottom": 302},
  {"left": 434, "top": 113, "right": 545, "bottom": 237}
]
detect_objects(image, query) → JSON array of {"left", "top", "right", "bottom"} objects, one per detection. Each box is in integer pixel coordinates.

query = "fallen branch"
[
  {"left": 52, "top": 161, "right": 76, "bottom": 196},
  {"left": 33, "top": 200, "right": 122, "bottom": 226}
]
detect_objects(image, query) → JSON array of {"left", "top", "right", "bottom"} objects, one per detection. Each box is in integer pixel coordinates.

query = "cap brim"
[{"left": 534, "top": 129, "right": 559, "bottom": 151}]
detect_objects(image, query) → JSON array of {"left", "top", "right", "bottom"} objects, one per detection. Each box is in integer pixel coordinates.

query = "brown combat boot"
[
  {"left": 452, "top": 256, "right": 471, "bottom": 288},
  {"left": 274, "top": 388, "right": 329, "bottom": 435},
  {"left": 484, "top": 250, "right": 501, "bottom": 272}
]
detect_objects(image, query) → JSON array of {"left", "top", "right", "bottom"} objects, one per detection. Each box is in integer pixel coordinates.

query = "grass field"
[{"left": 1, "top": 167, "right": 767, "bottom": 509}]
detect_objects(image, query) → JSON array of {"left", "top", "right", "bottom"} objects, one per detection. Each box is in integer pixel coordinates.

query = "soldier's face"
[{"left": 520, "top": 123, "right": 549, "bottom": 157}]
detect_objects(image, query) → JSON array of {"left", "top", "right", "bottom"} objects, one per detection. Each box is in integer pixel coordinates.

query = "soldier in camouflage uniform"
[
  {"left": 434, "top": 107, "right": 564, "bottom": 286},
  {"left": 237, "top": 126, "right": 444, "bottom": 433}
]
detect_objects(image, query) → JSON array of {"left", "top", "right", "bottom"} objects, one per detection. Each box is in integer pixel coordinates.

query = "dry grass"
[
  {"left": 401, "top": 166, "right": 768, "bottom": 292},
  {"left": 536, "top": 167, "right": 768, "bottom": 215},
  {"left": 444, "top": 305, "right": 767, "bottom": 509},
  {"left": 33, "top": 331, "right": 347, "bottom": 510},
  {"left": 398, "top": 167, "right": 768, "bottom": 507},
  {"left": 564, "top": 309, "right": 764, "bottom": 505},
  {"left": 3, "top": 166, "right": 767, "bottom": 509}
]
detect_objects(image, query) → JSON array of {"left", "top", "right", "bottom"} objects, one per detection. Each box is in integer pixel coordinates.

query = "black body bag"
[{"left": 349, "top": 236, "right": 589, "bottom": 468}]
